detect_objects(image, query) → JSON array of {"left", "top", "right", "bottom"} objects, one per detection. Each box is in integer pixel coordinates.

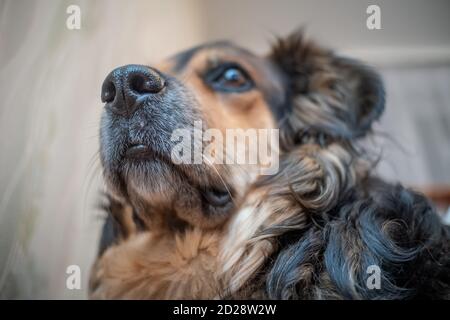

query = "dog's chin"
[{"left": 105, "top": 144, "right": 234, "bottom": 229}]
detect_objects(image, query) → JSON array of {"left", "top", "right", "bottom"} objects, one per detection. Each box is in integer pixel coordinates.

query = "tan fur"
[
  {"left": 90, "top": 141, "right": 362, "bottom": 299},
  {"left": 218, "top": 143, "right": 358, "bottom": 294}
]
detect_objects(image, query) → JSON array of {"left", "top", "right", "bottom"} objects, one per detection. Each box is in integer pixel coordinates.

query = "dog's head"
[
  {"left": 94, "top": 30, "right": 450, "bottom": 300},
  {"left": 99, "top": 30, "right": 384, "bottom": 231}
]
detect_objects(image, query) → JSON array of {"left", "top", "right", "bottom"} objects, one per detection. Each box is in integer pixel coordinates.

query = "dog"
[{"left": 89, "top": 30, "right": 450, "bottom": 299}]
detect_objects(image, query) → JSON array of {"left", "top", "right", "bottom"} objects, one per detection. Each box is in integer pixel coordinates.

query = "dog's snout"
[{"left": 101, "top": 64, "right": 165, "bottom": 116}]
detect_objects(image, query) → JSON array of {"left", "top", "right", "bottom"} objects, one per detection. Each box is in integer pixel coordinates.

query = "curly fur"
[{"left": 90, "top": 30, "right": 450, "bottom": 300}]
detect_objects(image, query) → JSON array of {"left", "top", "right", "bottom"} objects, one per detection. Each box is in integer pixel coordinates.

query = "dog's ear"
[{"left": 269, "top": 30, "right": 385, "bottom": 146}]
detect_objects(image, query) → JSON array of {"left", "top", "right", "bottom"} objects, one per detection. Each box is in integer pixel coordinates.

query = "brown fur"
[{"left": 90, "top": 31, "right": 449, "bottom": 300}]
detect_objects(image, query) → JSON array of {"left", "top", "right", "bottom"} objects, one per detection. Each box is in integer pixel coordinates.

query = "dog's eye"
[{"left": 205, "top": 64, "right": 253, "bottom": 93}]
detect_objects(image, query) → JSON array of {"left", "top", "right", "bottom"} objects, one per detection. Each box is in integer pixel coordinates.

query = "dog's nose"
[{"left": 101, "top": 64, "right": 165, "bottom": 116}]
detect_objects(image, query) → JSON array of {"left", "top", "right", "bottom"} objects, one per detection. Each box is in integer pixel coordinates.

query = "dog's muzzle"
[{"left": 99, "top": 58, "right": 206, "bottom": 179}]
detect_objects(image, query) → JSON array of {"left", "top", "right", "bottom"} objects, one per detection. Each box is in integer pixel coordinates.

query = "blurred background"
[{"left": 0, "top": 0, "right": 449, "bottom": 299}]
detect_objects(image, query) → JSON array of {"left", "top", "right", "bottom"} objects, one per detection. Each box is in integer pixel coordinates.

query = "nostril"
[
  {"left": 129, "top": 73, "right": 164, "bottom": 95},
  {"left": 101, "top": 81, "right": 116, "bottom": 103}
]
